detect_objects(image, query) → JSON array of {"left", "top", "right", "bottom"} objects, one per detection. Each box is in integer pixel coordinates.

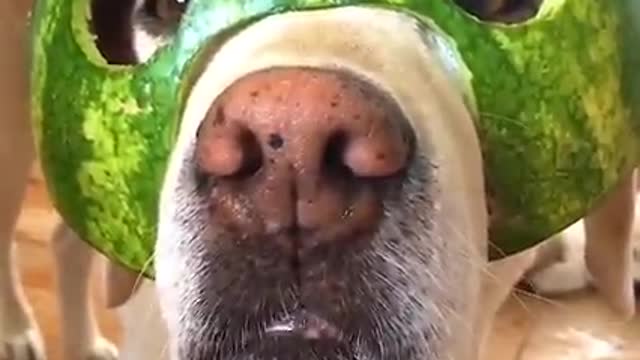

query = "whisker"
[
  {"left": 132, "top": 253, "right": 155, "bottom": 296},
  {"left": 511, "top": 285, "right": 571, "bottom": 310},
  {"left": 159, "top": 341, "right": 171, "bottom": 360}
]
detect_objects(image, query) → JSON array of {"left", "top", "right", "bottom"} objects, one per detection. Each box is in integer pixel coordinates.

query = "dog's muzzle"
[
  {"left": 154, "top": 7, "right": 480, "bottom": 360},
  {"left": 195, "top": 67, "right": 413, "bottom": 257},
  {"left": 190, "top": 66, "right": 414, "bottom": 346}
]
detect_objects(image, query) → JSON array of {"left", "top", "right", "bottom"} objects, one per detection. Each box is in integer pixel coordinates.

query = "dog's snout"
[
  {"left": 196, "top": 67, "right": 413, "bottom": 252},
  {"left": 198, "top": 68, "right": 411, "bottom": 178}
]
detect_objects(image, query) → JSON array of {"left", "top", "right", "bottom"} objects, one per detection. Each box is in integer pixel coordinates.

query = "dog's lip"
[
  {"left": 234, "top": 310, "right": 354, "bottom": 359},
  {"left": 264, "top": 309, "right": 344, "bottom": 341}
]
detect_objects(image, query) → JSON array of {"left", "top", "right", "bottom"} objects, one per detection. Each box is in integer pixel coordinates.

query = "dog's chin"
[
  {"left": 182, "top": 310, "right": 358, "bottom": 359},
  {"left": 174, "top": 230, "right": 432, "bottom": 360},
  {"left": 173, "top": 239, "right": 437, "bottom": 360},
  {"left": 186, "top": 334, "right": 355, "bottom": 360},
  {"left": 230, "top": 338, "right": 354, "bottom": 360}
]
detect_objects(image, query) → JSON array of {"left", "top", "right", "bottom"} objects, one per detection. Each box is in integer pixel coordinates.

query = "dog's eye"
[{"left": 146, "top": 0, "right": 189, "bottom": 22}]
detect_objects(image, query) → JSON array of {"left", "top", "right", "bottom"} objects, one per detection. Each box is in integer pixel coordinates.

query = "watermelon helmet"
[{"left": 30, "top": 0, "right": 640, "bottom": 276}]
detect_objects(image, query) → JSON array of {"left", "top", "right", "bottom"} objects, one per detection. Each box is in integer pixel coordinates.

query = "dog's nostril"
[
  {"left": 323, "top": 131, "right": 353, "bottom": 177},
  {"left": 197, "top": 122, "right": 263, "bottom": 178},
  {"left": 342, "top": 126, "right": 409, "bottom": 178},
  {"left": 324, "top": 124, "right": 409, "bottom": 179},
  {"left": 234, "top": 130, "right": 263, "bottom": 178}
]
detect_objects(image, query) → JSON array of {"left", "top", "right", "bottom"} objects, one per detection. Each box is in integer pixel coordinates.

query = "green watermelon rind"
[{"left": 30, "top": 0, "right": 640, "bottom": 276}]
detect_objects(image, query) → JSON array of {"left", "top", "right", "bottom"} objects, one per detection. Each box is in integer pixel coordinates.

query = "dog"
[{"left": 1, "top": 0, "right": 637, "bottom": 359}]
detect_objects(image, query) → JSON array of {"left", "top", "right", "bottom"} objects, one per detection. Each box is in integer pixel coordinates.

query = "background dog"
[{"left": 1, "top": 0, "right": 637, "bottom": 359}]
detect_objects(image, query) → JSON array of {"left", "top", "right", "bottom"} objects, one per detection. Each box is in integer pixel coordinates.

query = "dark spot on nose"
[
  {"left": 195, "top": 66, "right": 415, "bottom": 256},
  {"left": 268, "top": 133, "right": 284, "bottom": 150}
]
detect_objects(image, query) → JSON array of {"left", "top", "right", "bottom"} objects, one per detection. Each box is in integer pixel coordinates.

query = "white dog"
[{"left": 0, "top": 0, "right": 637, "bottom": 360}]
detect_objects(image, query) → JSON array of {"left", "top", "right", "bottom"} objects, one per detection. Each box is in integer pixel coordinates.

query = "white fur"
[
  {"left": 155, "top": 7, "right": 486, "bottom": 360},
  {"left": 115, "top": 281, "right": 169, "bottom": 360},
  {"left": 132, "top": 25, "right": 164, "bottom": 63}
]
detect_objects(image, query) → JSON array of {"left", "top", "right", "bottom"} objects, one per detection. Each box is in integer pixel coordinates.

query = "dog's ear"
[
  {"left": 104, "top": 262, "right": 144, "bottom": 308},
  {"left": 584, "top": 169, "right": 637, "bottom": 320}
]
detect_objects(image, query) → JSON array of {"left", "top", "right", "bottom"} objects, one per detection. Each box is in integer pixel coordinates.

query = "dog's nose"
[{"left": 196, "top": 67, "right": 412, "bottom": 249}]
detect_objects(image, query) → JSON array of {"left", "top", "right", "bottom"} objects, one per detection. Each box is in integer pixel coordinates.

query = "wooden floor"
[{"left": 13, "top": 167, "right": 640, "bottom": 360}]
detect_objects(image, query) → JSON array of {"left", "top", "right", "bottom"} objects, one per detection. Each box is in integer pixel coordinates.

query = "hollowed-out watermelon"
[{"left": 30, "top": 0, "right": 640, "bottom": 276}]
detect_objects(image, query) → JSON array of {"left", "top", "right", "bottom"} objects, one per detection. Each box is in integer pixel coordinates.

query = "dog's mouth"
[
  {"left": 175, "top": 222, "right": 432, "bottom": 359},
  {"left": 232, "top": 309, "right": 349, "bottom": 357},
  {"left": 264, "top": 309, "right": 343, "bottom": 341},
  {"left": 184, "top": 232, "right": 376, "bottom": 357},
  {"left": 231, "top": 314, "right": 354, "bottom": 360},
  {"left": 221, "top": 307, "right": 370, "bottom": 360}
]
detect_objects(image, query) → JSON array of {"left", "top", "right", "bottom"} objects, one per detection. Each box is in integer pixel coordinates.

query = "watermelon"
[{"left": 29, "top": 0, "right": 640, "bottom": 277}]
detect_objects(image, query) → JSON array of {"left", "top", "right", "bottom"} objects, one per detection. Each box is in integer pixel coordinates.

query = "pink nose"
[{"left": 196, "top": 67, "right": 413, "bottom": 251}]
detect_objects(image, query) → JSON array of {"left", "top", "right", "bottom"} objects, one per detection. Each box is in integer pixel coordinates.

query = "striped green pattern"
[{"left": 30, "top": 0, "right": 640, "bottom": 276}]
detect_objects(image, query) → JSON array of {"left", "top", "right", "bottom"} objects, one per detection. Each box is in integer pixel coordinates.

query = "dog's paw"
[
  {"left": 527, "top": 250, "right": 592, "bottom": 296},
  {"left": 528, "top": 262, "right": 591, "bottom": 295},
  {"left": 0, "top": 328, "right": 46, "bottom": 360},
  {"left": 76, "top": 337, "right": 118, "bottom": 360},
  {"left": 526, "top": 221, "right": 593, "bottom": 296}
]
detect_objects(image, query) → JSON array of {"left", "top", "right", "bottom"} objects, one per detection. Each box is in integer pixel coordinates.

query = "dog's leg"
[
  {"left": 0, "top": 0, "right": 46, "bottom": 357},
  {"left": 583, "top": 169, "right": 637, "bottom": 319},
  {"left": 474, "top": 247, "right": 538, "bottom": 360},
  {"left": 0, "top": 144, "right": 43, "bottom": 360},
  {"left": 50, "top": 224, "right": 117, "bottom": 360}
]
